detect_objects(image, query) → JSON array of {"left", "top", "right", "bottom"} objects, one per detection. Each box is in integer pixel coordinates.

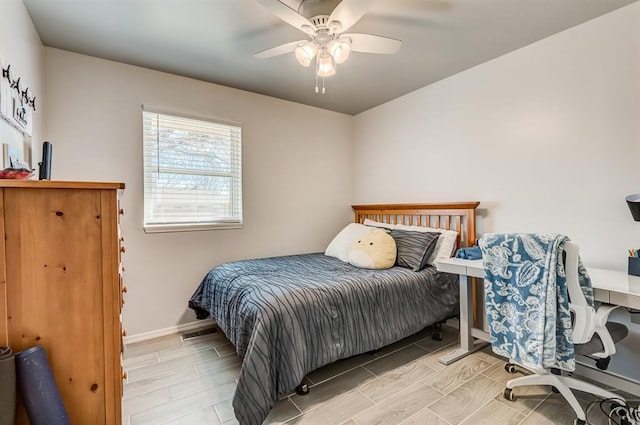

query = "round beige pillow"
[{"left": 347, "top": 228, "right": 397, "bottom": 269}]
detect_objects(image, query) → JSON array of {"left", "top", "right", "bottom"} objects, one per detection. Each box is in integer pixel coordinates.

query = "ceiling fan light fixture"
[
  {"left": 316, "top": 49, "right": 336, "bottom": 77},
  {"left": 295, "top": 41, "right": 317, "bottom": 67},
  {"left": 327, "top": 37, "right": 351, "bottom": 64}
]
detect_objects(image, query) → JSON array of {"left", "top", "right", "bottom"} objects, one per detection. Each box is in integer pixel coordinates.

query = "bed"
[{"left": 188, "top": 202, "right": 479, "bottom": 425}]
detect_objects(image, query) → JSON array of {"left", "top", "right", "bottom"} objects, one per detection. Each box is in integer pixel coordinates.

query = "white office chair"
[{"left": 500, "top": 240, "right": 628, "bottom": 425}]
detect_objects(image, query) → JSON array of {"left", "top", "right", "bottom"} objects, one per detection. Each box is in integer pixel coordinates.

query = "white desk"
[
  {"left": 588, "top": 268, "right": 640, "bottom": 310},
  {"left": 436, "top": 258, "right": 640, "bottom": 394}
]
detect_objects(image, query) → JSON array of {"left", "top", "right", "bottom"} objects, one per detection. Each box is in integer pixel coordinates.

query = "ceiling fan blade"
[
  {"left": 346, "top": 33, "right": 402, "bottom": 54},
  {"left": 255, "top": 0, "right": 316, "bottom": 34},
  {"left": 254, "top": 40, "right": 304, "bottom": 59},
  {"left": 328, "top": 0, "right": 377, "bottom": 32}
]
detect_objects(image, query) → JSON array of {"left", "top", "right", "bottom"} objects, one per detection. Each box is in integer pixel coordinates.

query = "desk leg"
[{"left": 438, "top": 274, "right": 489, "bottom": 365}]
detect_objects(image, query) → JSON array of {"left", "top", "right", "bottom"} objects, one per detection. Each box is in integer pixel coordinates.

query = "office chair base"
[{"left": 505, "top": 370, "right": 624, "bottom": 423}]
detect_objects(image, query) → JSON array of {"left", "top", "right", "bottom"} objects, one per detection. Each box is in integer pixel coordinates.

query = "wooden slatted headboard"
[{"left": 352, "top": 202, "right": 480, "bottom": 249}]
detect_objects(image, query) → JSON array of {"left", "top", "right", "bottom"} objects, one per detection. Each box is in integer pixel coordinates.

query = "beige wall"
[
  {"left": 43, "top": 49, "right": 353, "bottom": 335},
  {"left": 0, "top": 0, "right": 43, "bottom": 164},
  {"left": 352, "top": 3, "right": 640, "bottom": 380},
  {"left": 353, "top": 2, "right": 640, "bottom": 271}
]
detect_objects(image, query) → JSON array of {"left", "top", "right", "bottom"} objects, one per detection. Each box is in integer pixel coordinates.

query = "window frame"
[{"left": 142, "top": 107, "right": 243, "bottom": 233}]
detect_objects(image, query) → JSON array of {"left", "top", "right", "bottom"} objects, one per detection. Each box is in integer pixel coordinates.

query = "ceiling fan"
[{"left": 254, "top": 0, "right": 402, "bottom": 93}]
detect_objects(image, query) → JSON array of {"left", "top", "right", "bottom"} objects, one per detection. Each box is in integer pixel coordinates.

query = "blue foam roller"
[{"left": 15, "top": 345, "right": 70, "bottom": 425}]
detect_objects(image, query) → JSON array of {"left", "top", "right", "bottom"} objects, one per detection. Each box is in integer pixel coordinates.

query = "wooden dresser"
[{"left": 0, "top": 180, "right": 125, "bottom": 425}]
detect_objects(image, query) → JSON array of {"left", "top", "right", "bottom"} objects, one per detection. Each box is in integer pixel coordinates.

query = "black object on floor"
[
  {"left": 0, "top": 345, "right": 15, "bottom": 425},
  {"left": 15, "top": 345, "right": 70, "bottom": 425}
]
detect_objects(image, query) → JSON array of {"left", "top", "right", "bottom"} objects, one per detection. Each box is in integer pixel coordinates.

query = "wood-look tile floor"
[{"left": 122, "top": 323, "right": 637, "bottom": 425}]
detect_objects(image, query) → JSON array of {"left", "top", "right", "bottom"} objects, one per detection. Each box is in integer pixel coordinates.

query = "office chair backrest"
[
  {"left": 564, "top": 241, "right": 589, "bottom": 309},
  {"left": 564, "top": 240, "right": 617, "bottom": 356},
  {"left": 564, "top": 241, "right": 595, "bottom": 345}
]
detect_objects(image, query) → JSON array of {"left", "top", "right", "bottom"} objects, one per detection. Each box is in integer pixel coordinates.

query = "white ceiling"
[{"left": 22, "top": 0, "right": 637, "bottom": 115}]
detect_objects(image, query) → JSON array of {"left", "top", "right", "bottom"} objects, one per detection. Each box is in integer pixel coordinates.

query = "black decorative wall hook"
[{"left": 2, "top": 64, "right": 36, "bottom": 111}]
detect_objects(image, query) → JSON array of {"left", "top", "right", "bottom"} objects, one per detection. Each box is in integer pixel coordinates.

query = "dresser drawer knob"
[
  {"left": 122, "top": 371, "right": 128, "bottom": 380},
  {"left": 120, "top": 245, "right": 126, "bottom": 254},
  {"left": 122, "top": 285, "right": 128, "bottom": 294},
  {"left": 119, "top": 208, "right": 125, "bottom": 215},
  {"left": 122, "top": 328, "right": 127, "bottom": 337}
]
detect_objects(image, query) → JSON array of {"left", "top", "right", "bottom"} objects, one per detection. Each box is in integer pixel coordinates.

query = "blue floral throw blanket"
[{"left": 478, "top": 233, "right": 594, "bottom": 372}]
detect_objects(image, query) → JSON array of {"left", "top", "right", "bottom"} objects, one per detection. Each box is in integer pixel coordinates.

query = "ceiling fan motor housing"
[{"left": 310, "top": 15, "right": 330, "bottom": 29}]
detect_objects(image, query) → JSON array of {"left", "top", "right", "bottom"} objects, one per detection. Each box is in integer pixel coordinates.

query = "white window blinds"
[{"left": 143, "top": 110, "right": 242, "bottom": 232}]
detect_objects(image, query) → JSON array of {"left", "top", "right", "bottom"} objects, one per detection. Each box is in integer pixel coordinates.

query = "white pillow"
[
  {"left": 325, "top": 223, "right": 371, "bottom": 262},
  {"left": 363, "top": 219, "right": 459, "bottom": 264},
  {"left": 363, "top": 218, "right": 399, "bottom": 230}
]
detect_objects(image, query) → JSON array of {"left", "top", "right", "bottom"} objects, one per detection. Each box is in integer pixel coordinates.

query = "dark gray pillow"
[{"left": 389, "top": 229, "right": 440, "bottom": 271}]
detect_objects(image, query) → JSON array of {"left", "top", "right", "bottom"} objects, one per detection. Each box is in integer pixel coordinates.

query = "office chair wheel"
[
  {"left": 503, "top": 388, "right": 516, "bottom": 401},
  {"left": 504, "top": 363, "right": 517, "bottom": 374},
  {"left": 595, "top": 356, "right": 611, "bottom": 370},
  {"left": 295, "top": 384, "right": 309, "bottom": 396},
  {"left": 573, "top": 419, "right": 586, "bottom": 425}
]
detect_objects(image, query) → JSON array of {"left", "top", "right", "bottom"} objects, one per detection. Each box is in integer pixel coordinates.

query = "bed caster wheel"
[
  {"left": 504, "top": 363, "right": 517, "bottom": 374},
  {"left": 296, "top": 384, "right": 309, "bottom": 396},
  {"left": 503, "top": 388, "right": 516, "bottom": 401},
  {"left": 431, "top": 323, "right": 443, "bottom": 341},
  {"left": 573, "top": 418, "right": 586, "bottom": 425}
]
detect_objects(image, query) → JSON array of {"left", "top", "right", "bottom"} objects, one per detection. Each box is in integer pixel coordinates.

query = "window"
[{"left": 143, "top": 109, "right": 242, "bottom": 232}]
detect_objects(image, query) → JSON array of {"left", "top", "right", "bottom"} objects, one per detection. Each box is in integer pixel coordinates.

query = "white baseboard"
[{"left": 123, "top": 319, "right": 216, "bottom": 345}]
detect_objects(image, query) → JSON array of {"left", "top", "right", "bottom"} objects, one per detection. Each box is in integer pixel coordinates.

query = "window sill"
[{"left": 143, "top": 222, "right": 242, "bottom": 233}]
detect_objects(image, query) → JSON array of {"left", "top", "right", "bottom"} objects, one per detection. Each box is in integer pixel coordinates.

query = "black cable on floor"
[{"left": 586, "top": 397, "right": 638, "bottom": 425}]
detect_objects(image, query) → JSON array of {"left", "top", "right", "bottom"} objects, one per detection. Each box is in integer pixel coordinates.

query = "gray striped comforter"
[{"left": 188, "top": 253, "right": 459, "bottom": 425}]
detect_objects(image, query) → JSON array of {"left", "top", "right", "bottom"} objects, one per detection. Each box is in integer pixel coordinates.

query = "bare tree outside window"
[{"left": 143, "top": 110, "right": 242, "bottom": 232}]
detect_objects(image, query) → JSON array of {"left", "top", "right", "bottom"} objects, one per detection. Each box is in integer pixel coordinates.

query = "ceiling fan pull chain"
[
  {"left": 322, "top": 75, "right": 326, "bottom": 94},
  {"left": 315, "top": 72, "right": 319, "bottom": 94}
]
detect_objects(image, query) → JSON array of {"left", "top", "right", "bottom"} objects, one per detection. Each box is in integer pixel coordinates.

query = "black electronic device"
[{"left": 38, "top": 141, "right": 52, "bottom": 180}]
